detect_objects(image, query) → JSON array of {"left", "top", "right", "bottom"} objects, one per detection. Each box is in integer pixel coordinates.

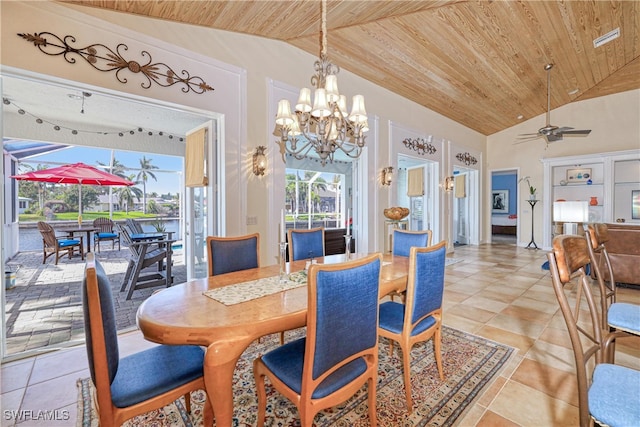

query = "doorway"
[
  {"left": 490, "top": 169, "right": 518, "bottom": 244},
  {"left": 2, "top": 72, "right": 218, "bottom": 359},
  {"left": 397, "top": 154, "right": 438, "bottom": 240}
]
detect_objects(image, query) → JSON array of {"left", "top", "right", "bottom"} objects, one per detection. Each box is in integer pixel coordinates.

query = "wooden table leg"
[{"left": 202, "top": 341, "right": 252, "bottom": 427}]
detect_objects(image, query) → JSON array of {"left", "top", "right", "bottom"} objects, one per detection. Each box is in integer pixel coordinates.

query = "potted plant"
[{"left": 519, "top": 176, "right": 537, "bottom": 200}]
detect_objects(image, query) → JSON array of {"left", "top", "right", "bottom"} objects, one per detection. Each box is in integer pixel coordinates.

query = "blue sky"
[{"left": 23, "top": 146, "right": 183, "bottom": 196}]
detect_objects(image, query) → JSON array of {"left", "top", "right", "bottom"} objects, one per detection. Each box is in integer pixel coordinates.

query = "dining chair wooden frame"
[
  {"left": 206, "top": 233, "right": 260, "bottom": 277},
  {"left": 378, "top": 240, "right": 446, "bottom": 412},
  {"left": 82, "top": 253, "right": 212, "bottom": 426},
  {"left": 585, "top": 224, "right": 640, "bottom": 361},
  {"left": 288, "top": 227, "right": 325, "bottom": 261},
  {"left": 254, "top": 253, "right": 382, "bottom": 427},
  {"left": 548, "top": 235, "right": 640, "bottom": 427},
  {"left": 37, "top": 221, "right": 84, "bottom": 265},
  {"left": 93, "top": 217, "right": 120, "bottom": 252}
]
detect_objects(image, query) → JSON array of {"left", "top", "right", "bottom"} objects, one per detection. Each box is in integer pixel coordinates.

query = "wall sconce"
[
  {"left": 444, "top": 176, "right": 454, "bottom": 192},
  {"left": 382, "top": 166, "right": 393, "bottom": 186},
  {"left": 252, "top": 146, "right": 266, "bottom": 176}
]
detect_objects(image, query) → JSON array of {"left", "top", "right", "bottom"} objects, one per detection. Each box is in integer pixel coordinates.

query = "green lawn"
[{"left": 19, "top": 211, "right": 162, "bottom": 222}]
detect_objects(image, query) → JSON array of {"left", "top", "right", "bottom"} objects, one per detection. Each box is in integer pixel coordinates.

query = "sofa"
[{"left": 599, "top": 223, "right": 640, "bottom": 287}]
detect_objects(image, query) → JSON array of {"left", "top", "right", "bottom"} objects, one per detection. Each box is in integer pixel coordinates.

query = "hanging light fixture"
[{"left": 274, "top": 0, "right": 368, "bottom": 166}]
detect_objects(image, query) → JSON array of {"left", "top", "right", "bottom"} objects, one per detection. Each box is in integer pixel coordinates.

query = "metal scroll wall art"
[
  {"left": 17, "top": 32, "right": 214, "bottom": 94},
  {"left": 402, "top": 137, "right": 437, "bottom": 156},
  {"left": 455, "top": 152, "right": 478, "bottom": 166}
]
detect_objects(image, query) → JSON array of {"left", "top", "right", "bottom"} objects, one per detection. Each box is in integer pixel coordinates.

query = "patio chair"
[
  {"left": 37, "top": 221, "right": 84, "bottom": 265},
  {"left": 125, "top": 218, "right": 144, "bottom": 234},
  {"left": 378, "top": 240, "right": 446, "bottom": 412},
  {"left": 288, "top": 227, "right": 325, "bottom": 261},
  {"left": 548, "top": 234, "right": 640, "bottom": 427},
  {"left": 82, "top": 253, "right": 212, "bottom": 426},
  {"left": 253, "top": 253, "right": 382, "bottom": 426},
  {"left": 93, "top": 217, "right": 120, "bottom": 252},
  {"left": 119, "top": 224, "right": 174, "bottom": 300}
]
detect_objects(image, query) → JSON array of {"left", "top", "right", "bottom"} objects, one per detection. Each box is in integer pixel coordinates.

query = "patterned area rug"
[{"left": 77, "top": 326, "right": 513, "bottom": 426}]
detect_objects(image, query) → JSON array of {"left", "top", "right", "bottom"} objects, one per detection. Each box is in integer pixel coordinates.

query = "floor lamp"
[{"left": 553, "top": 201, "right": 589, "bottom": 235}]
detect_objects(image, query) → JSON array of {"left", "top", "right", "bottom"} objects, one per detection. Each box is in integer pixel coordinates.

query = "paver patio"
[{"left": 4, "top": 246, "right": 185, "bottom": 356}]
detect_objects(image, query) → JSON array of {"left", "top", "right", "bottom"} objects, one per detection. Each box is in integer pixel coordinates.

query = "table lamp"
[{"left": 553, "top": 201, "right": 589, "bottom": 235}]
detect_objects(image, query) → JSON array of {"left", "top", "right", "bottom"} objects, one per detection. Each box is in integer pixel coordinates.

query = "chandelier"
[{"left": 274, "top": 0, "right": 368, "bottom": 166}]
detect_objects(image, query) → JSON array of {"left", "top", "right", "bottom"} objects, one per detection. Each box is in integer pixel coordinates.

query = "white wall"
[
  {"left": 2, "top": 1, "right": 485, "bottom": 262},
  {"left": 5, "top": 2, "right": 636, "bottom": 258},
  {"left": 487, "top": 89, "right": 640, "bottom": 246}
]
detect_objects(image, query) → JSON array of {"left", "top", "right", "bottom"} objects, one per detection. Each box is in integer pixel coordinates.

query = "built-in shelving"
[{"left": 542, "top": 150, "right": 640, "bottom": 249}]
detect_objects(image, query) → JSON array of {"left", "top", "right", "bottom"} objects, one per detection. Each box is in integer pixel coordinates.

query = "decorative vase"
[{"left": 589, "top": 197, "right": 598, "bottom": 206}]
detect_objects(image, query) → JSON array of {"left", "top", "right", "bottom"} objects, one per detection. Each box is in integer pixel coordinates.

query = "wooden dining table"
[{"left": 136, "top": 252, "right": 410, "bottom": 427}]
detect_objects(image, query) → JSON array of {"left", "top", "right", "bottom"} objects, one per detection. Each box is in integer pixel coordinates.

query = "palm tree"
[
  {"left": 116, "top": 174, "right": 143, "bottom": 214},
  {"left": 97, "top": 158, "right": 127, "bottom": 179},
  {"left": 136, "top": 156, "right": 159, "bottom": 214},
  {"left": 97, "top": 158, "right": 129, "bottom": 215}
]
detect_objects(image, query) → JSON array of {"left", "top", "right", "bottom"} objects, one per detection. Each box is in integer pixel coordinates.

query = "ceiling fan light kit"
[{"left": 515, "top": 63, "right": 592, "bottom": 145}]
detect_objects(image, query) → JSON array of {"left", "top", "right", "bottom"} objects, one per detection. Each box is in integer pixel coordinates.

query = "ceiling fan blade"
[
  {"left": 554, "top": 126, "right": 574, "bottom": 133},
  {"left": 558, "top": 129, "right": 592, "bottom": 136},
  {"left": 546, "top": 134, "right": 563, "bottom": 142},
  {"left": 517, "top": 133, "right": 542, "bottom": 138},
  {"left": 513, "top": 136, "right": 541, "bottom": 144}
]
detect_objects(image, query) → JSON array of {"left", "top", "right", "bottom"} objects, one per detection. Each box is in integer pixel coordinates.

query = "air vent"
[{"left": 594, "top": 28, "right": 620, "bottom": 48}]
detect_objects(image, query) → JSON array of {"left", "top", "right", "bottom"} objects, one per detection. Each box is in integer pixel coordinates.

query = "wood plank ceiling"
[{"left": 64, "top": 0, "right": 640, "bottom": 136}]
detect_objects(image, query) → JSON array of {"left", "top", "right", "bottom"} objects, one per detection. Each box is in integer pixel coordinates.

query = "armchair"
[
  {"left": 548, "top": 235, "right": 640, "bottom": 427},
  {"left": 93, "top": 217, "right": 120, "bottom": 252},
  {"left": 119, "top": 225, "right": 174, "bottom": 300},
  {"left": 37, "top": 221, "right": 84, "bottom": 265}
]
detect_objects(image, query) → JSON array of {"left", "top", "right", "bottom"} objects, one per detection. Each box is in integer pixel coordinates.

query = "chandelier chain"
[
  {"left": 321, "top": 0, "right": 327, "bottom": 57},
  {"left": 273, "top": 0, "right": 367, "bottom": 166}
]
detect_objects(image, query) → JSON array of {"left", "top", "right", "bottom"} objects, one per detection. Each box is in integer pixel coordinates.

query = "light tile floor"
[{"left": 2, "top": 242, "right": 639, "bottom": 426}]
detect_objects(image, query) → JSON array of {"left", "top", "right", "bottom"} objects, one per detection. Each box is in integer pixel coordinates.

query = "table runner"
[{"left": 203, "top": 270, "right": 308, "bottom": 305}]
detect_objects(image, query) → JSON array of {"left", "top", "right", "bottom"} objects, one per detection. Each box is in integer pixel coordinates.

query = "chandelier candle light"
[{"left": 274, "top": 0, "right": 368, "bottom": 166}]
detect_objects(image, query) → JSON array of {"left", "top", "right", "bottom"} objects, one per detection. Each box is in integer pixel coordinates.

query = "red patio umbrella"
[{"left": 11, "top": 162, "right": 134, "bottom": 221}]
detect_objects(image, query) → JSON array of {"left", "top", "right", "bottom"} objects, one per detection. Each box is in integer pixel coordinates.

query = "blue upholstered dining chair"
[
  {"left": 378, "top": 240, "right": 446, "bottom": 412},
  {"left": 585, "top": 224, "right": 640, "bottom": 360},
  {"left": 82, "top": 253, "right": 212, "bottom": 426},
  {"left": 392, "top": 229, "right": 432, "bottom": 257},
  {"left": 288, "top": 227, "right": 325, "bottom": 261},
  {"left": 206, "top": 233, "right": 260, "bottom": 276},
  {"left": 548, "top": 235, "right": 640, "bottom": 427},
  {"left": 390, "top": 229, "right": 432, "bottom": 301},
  {"left": 253, "top": 253, "right": 383, "bottom": 426}
]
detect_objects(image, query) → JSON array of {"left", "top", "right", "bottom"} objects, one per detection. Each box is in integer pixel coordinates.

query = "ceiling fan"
[{"left": 516, "top": 63, "right": 591, "bottom": 144}]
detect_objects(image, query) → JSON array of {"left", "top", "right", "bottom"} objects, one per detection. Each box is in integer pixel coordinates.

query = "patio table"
[{"left": 58, "top": 226, "right": 98, "bottom": 254}]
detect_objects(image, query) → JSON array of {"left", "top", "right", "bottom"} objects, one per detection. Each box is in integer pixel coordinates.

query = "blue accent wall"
[{"left": 492, "top": 174, "right": 518, "bottom": 215}]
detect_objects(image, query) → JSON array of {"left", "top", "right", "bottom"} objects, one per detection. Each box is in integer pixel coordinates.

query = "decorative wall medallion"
[
  {"left": 456, "top": 152, "right": 477, "bottom": 165},
  {"left": 402, "top": 137, "right": 437, "bottom": 156},
  {"left": 18, "top": 32, "right": 214, "bottom": 94}
]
